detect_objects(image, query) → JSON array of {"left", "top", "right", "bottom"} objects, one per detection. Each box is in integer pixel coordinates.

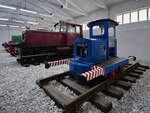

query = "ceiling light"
[
  {"left": 9, "top": 25, "right": 19, "bottom": 28},
  {"left": 39, "top": 13, "right": 53, "bottom": 17},
  {"left": 0, "top": 4, "right": 16, "bottom": 10},
  {"left": 13, "top": 20, "right": 24, "bottom": 23},
  {"left": 0, "top": 18, "right": 9, "bottom": 21},
  {"left": 27, "top": 21, "right": 38, "bottom": 25},
  {"left": 0, "top": 24, "right": 7, "bottom": 27},
  {"left": 21, "top": 26, "right": 26, "bottom": 29},
  {"left": 20, "top": 8, "right": 37, "bottom": 14}
]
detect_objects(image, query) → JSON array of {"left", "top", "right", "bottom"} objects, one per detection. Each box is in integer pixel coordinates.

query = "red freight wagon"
[{"left": 14, "top": 21, "right": 83, "bottom": 64}]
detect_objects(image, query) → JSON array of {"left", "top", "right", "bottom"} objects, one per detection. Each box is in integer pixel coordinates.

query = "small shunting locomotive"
[{"left": 70, "top": 19, "right": 129, "bottom": 82}]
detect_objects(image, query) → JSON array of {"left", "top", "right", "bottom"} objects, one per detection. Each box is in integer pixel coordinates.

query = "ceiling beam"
[
  {"left": 0, "top": 0, "right": 11, "bottom": 4},
  {"left": 32, "top": 0, "right": 74, "bottom": 20},
  {"left": 0, "top": 1, "right": 70, "bottom": 27},
  {"left": 95, "top": 0, "right": 107, "bottom": 9},
  {"left": 67, "top": 0, "right": 87, "bottom": 16},
  {"left": 28, "top": 0, "right": 52, "bottom": 15},
  {"left": 56, "top": 0, "right": 87, "bottom": 16},
  {"left": 0, "top": 10, "right": 38, "bottom": 21}
]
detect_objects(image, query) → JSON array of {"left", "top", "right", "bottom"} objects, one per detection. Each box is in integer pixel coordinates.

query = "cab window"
[
  {"left": 68, "top": 25, "right": 76, "bottom": 33},
  {"left": 93, "top": 25, "right": 104, "bottom": 36},
  {"left": 60, "top": 24, "right": 66, "bottom": 32},
  {"left": 76, "top": 43, "right": 88, "bottom": 57},
  {"left": 55, "top": 24, "right": 60, "bottom": 32},
  {"left": 109, "top": 27, "right": 115, "bottom": 37},
  {"left": 76, "top": 26, "right": 80, "bottom": 33}
]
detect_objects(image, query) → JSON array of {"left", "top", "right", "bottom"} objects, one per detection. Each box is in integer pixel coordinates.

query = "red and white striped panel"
[
  {"left": 81, "top": 66, "right": 104, "bottom": 81},
  {"left": 47, "top": 59, "right": 70, "bottom": 67}
]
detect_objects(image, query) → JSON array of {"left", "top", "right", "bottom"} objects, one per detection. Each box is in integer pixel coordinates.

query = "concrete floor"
[{"left": 0, "top": 47, "right": 150, "bottom": 113}]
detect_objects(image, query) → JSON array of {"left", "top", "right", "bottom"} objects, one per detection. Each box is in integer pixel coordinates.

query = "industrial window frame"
[
  {"left": 123, "top": 13, "right": 130, "bottom": 24},
  {"left": 116, "top": 6, "right": 150, "bottom": 25},
  {"left": 131, "top": 11, "right": 138, "bottom": 23},
  {"left": 148, "top": 8, "right": 150, "bottom": 20},
  {"left": 139, "top": 9, "right": 147, "bottom": 21}
]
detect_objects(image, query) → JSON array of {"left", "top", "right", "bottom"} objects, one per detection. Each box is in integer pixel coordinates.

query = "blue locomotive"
[{"left": 70, "top": 19, "right": 129, "bottom": 81}]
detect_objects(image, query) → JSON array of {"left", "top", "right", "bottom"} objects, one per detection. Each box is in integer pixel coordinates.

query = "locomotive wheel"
[{"left": 75, "top": 75, "right": 87, "bottom": 85}]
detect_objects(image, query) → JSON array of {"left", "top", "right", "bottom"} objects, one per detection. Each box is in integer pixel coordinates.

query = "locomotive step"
[
  {"left": 121, "top": 75, "right": 136, "bottom": 83},
  {"left": 114, "top": 80, "right": 131, "bottom": 90},
  {"left": 103, "top": 85, "right": 123, "bottom": 100},
  {"left": 60, "top": 79, "right": 112, "bottom": 113}
]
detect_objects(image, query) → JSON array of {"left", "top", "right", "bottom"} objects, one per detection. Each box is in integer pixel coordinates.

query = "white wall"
[
  {"left": 0, "top": 28, "right": 23, "bottom": 45},
  {"left": 109, "top": 0, "right": 150, "bottom": 62},
  {"left": 75, "top": 9, "right": 108, "bottom": 24},
  {"left": 116, "top": 21, "right": 150, "bottom": 61},
  {"left": 81, "top": 9, "right": 108, "bottom": 38}
]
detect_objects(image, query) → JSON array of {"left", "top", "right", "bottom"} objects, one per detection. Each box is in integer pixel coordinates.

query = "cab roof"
[{"left": 87, "top": 19, "right": 119, "bottom": 27}]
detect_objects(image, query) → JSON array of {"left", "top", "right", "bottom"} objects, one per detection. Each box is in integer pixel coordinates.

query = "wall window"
[
  {"left": 139, "top": 9, "right": 147, "bottom": 21},
  {"left": 109, "top": 27, "right": 115, "bottom": 37},
  {"left": 131, "top": 11, "right": 138, "bottom": 23},
  {"left": 116, "top": 7, "right": 150, "bottom": 25},
  {"left": 116, "top": 15, "right": 122, "bottom": 24},
  {"left": 148, "top": 8, "right": 150, "bottom": 20},
  {"left": 123, "top": 13, "right": 130, "bottom": 24},
  {"left": 82, "top": 24, "right": 89, "bottom": 31}
]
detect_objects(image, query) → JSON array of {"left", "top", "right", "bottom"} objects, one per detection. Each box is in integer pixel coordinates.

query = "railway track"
[{"left": 36, "top": 62, "right": 149, "bottom": 113}]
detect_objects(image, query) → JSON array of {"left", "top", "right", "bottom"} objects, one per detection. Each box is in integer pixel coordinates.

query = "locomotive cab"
[{"left": 88, "top": 19, "right": 118, "bottom": 58}]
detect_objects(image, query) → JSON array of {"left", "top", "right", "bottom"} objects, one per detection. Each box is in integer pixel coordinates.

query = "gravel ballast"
[{"left": 0, "top": 47, "right": 150, "bottom": 113}]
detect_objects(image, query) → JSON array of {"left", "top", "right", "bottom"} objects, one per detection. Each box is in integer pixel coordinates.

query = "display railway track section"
[{"left": 36, "top": 62, "right": 149, "bottom": 113}]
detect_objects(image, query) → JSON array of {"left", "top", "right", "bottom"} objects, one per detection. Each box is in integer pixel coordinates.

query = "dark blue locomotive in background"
[{"left": 70, "top": 19, "right": 129, "bottom": 81}]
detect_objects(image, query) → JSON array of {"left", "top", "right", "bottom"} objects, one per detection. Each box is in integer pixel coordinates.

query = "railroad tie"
[
  {"left": 121, "top": 75, "right": 136, "bottom": 83},
  {"left": 136, "top": 67, "right": 146, "bottom": 72},
  {"left": 103, "top": 85, "right": 123, "bottom": 100},
  {"left": 92, "top": 93, "right": 112, "bottom": 113},
  {"left": 60, "top": 79, "right": 112, "bottom": 113},
  {"left": 43, "top": 85, "right": 72, "bottom": 108},
  {"left": 138, "top": 64, "right": 149, "bottom": 69},
  {"left": 114, "top": 80, "right": 131, "bottom": 90},
  {"left": 127, "top": 72, "right": 140, "bottom": 78},
  {"left": 132, "top": 69, "right": 143, "bottom": 74}
]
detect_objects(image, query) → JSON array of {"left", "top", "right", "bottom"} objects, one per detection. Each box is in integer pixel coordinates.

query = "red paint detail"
[
  {"left": 104, "top": 75, "right": 108, "bottom": 79},
  {"left": 56, "top": 47, "right": 70, "bottom": 51},
  {"left": 120, "top": 67, "right": 125, "bottom": 72},
  {"left": 110, "top": 71, "right": 115, "bottom": 78},
  {"left": 8, "top": 40, "right": 15, "bottom": 54}
]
